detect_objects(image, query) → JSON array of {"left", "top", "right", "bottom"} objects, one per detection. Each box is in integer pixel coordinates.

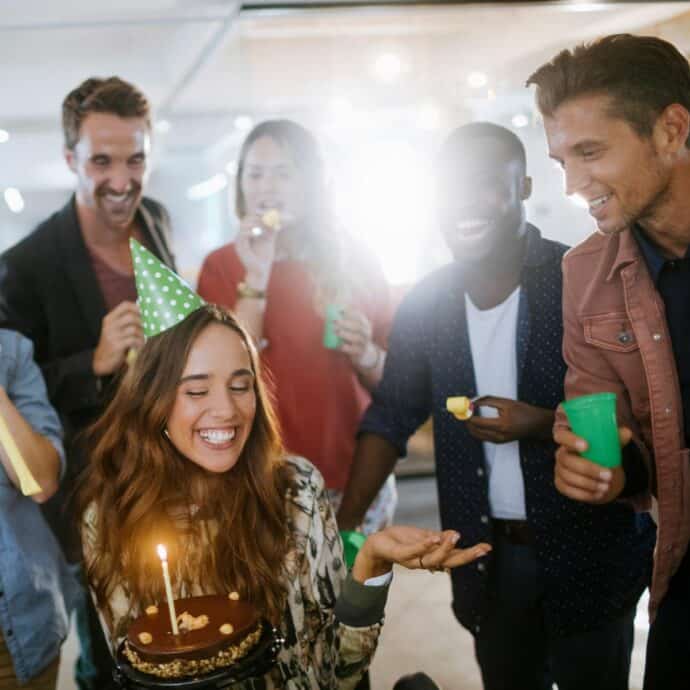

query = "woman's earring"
[{"left": 163, "top": 428, "right": 170, "bottom": 439}]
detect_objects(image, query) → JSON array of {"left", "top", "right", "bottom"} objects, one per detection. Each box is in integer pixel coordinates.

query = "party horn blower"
[{"left": 0, "top": 409, "right": 41, "bottom": 495}]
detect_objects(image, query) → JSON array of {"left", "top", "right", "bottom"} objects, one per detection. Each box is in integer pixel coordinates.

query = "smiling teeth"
[
  {"left": 456, "top": 218, "right": 489, "bottom": 230},
  {"left": 590, "top": 194, "right": 611, "bottom": 209},
  {"left": 106, "top": 193, "right": 129, "bottom": 202},
  {"left": 199, "top": 429, "right": 236, "bottom": 444}
]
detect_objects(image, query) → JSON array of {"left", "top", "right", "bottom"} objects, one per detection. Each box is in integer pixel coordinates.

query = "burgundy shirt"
[{"left": 87, "top": 250, "right": 137, "bottom": 312}]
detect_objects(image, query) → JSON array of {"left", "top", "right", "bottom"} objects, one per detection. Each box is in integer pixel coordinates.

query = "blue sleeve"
[
  {"left": 5, "top": 332, "right": 65, "bottom": 477},
  {"left": 359, "top": 290, "right": 433, "bottom": 456}
]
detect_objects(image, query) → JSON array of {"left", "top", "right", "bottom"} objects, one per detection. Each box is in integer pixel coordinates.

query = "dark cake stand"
[{"left": 113, "top": 624, "right": 284, "bottom": 689}]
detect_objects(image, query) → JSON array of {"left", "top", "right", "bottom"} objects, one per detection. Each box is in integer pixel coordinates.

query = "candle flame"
[{"left": 157, "top": 544, "right": 167, "bottom": 561}]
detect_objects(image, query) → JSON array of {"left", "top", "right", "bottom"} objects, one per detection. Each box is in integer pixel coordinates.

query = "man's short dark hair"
[
  {"left": 62, "top": 76, "right": 151, "bottom": 150},
  {"left": 438, "top": 121, "right": 527, "bottom": 173},
  {"left": 527, "top": 34, "right": 690, "bottom": 145}
]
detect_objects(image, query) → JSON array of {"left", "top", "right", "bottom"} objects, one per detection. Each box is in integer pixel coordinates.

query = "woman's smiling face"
[{"left": 166, "top": 323, "right": 256, "bottom": 474}]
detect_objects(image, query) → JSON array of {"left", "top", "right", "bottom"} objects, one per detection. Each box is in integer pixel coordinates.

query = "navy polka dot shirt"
[{"left": 360, "top": 225, "right": 656, "bottom": 638}]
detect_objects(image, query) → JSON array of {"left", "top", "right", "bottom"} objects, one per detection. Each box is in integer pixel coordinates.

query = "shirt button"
[
  {"left": 653, "top": 333, "right": 662, "bottom": 342},
  {"left": 665, "top": 407, "right": 672, "bottom": 415},
  {"left": 477, "top": 467, "right": 484, "bottom": 477},
  {"left": 481, "top": 515, "right": 489, "bottom": 524},
  {"left": 475, "top": 625, "right": 481, "bottom": 634},
  {"left": 477, "top": 562, "right": 486, "bottom": 572}
]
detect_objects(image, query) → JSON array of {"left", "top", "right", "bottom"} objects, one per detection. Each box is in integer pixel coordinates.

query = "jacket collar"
[
  {"left": 55, "top": 195, "right": 167, "bottom": 342},
  {"left": 523, "top": 223, "right": 551, "bottom": 269},
  {"left": 606, "top": 228, "right": 641, "bottom": 283},
  {"left": 55, "top": 197, "right": 106, "bottom": 343}
]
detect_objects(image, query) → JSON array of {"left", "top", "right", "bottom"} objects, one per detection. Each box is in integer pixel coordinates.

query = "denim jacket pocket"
[{"left": 584, "top": 313, "right": 639, "bottom": 353}]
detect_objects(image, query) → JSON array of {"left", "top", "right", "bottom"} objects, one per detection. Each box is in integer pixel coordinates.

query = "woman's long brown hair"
[{"left": 78, "top": 305, "right": 292, "bottom": 627}]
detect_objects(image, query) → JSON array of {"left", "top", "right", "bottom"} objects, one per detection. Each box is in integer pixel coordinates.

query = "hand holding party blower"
[{"left": 0, "top": 408, "right": 41, "bottom": 495}]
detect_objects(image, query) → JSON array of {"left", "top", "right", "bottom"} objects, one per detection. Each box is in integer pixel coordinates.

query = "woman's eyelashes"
[{"left": 182, "top": 381, "right": 252, "bottom": 398}]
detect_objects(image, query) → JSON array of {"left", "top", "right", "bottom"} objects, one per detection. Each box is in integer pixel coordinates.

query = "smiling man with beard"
[
  {"left": 0, "top": 76, "right": 175, "bottom": 690},
  {"left": 337, "top": 122, "right": 654, "bottom": 690}
]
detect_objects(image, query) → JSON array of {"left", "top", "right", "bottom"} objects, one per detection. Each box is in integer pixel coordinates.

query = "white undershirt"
[{"left": 465, "top": 286, "right": 526, "bottom": 520}]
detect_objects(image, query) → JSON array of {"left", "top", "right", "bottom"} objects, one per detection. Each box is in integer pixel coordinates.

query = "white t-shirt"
[{"left": 465, "top": 286, "right": 526, "bottom": 520}]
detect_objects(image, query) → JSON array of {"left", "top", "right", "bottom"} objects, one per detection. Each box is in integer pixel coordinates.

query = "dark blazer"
[
  {"left": 361, "top": 225, "right": 656, "bottom": 638},
  {"left": 0, "top": 195, "right": 175, "bottom": 559}
]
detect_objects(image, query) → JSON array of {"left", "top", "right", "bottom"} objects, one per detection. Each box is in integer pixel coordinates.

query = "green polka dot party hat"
[{"left": 130, "top": 238, "right": 205, "bottom": 338}]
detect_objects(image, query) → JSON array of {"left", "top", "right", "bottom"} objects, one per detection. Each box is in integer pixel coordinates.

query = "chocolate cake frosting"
[{"left": 124, "top": 594, "right": 262, "bottom": 678}]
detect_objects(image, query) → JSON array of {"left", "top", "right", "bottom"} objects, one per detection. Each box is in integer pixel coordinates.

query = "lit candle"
[{"left": 156, "top": 544, "right": 179, "bottom": 635}]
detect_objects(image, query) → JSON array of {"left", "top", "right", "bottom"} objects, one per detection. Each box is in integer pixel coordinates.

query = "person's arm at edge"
[
  {"left": 0, "top": 335, "right": 62, "bottom": 502},
  {"left": 337, "top": 433, "right": 399, "bottom": 531}
]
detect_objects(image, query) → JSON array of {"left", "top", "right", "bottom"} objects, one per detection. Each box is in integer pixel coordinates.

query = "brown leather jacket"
[{"left": 557, "top": 227, "right": 689, "bottom": 621}]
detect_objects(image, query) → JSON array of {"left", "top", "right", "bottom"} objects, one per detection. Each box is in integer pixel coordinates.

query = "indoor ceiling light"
[
  {"left": 374, "top": 53, "right": 402, "bottom": 82},
  {"left": 4, "top": 188, "right": 24, "bottom": 213},
  {"left": 467, "top": 72, "right": 488, "bottom": 89},
  {"left": 511, "top": 114, "right": 529, "bottom": 128},
  {"left": 154, "top": 119, "right": 171, "bottom": 134},
  {"left": 234, "top": 115, "right": 253, "bottom": 132}
]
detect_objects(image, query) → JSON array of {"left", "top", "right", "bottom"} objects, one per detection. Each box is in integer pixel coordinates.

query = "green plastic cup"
[
  {"left": 323, "top": 304, "right": 343, "bottom": 349},
  {"left": 340, "top": 530, "right": 366, "bottom": 569},
  {"left": 562, "top": 392, "right": 621, "bottom": 468}
]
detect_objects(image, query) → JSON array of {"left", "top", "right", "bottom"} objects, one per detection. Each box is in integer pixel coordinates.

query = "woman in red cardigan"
[{"left": 197, "top": 119, "right": 396, "bottom": 533}]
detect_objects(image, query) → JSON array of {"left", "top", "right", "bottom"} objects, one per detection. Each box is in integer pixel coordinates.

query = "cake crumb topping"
[{"left": 177, "top": 611, "right": 210, "bottom": 632}]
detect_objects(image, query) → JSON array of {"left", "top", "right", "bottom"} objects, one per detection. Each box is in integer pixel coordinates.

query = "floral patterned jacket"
[{"left": 82, "top": 456, "right": 388, "bottom": 689}]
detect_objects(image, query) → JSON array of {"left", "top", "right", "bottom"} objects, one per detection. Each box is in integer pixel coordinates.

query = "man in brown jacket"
[{"left": 527, "top": 34, "right": 690, "bottom": 690}]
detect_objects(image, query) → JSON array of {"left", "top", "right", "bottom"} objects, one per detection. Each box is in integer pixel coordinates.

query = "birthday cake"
[{"left": 123, "top": 593, "right": 262, "bottom": 679}]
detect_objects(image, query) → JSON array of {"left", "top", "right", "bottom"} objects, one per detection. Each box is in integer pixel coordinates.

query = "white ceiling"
[{"left": 2, "top": 1, "right": 690, "bottom": 192}]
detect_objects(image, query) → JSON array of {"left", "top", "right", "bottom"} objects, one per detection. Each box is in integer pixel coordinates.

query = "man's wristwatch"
[{"left": 237, "top": 281, "right": 267, "bottom": 299}]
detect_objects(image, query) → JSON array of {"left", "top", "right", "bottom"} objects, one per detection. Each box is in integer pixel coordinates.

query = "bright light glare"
[
  {"left": 234, "top": 115, "right": 253, "bottom": 132},
  {"left": 157, "top": 544, "right": 167, "bottom": 560},
  {"left": 570, "top": 193, "right": 589, "bottom": 209},
  {"left": 187, "top": 173, "right": 228, "bottom": 201},
  {"left": 4, "top": 187, "right": 24, "bottom": 213},
  {"left": 467, "top": 72, "right": 488, "bottom": 89},
  {"left": 374, "top": 53, "right": 402, "bottom": 82},
  {"left": 335, "top": 141, "right": 434, "bottom": 285},
  {"left": 511, "top": 114, "right": 529, "bottom": 128},
  {"left": 155, "top": 119, "right": 171, "bottom": 134},
  {"left": 418, "top": 104, "right": 441, "bottom": 130},
  {"left": 0, "top": 129, "right": 9, "bottom": 144},
  {"left": 330, "top": 97, "right": 356, "bottom": 125}
]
